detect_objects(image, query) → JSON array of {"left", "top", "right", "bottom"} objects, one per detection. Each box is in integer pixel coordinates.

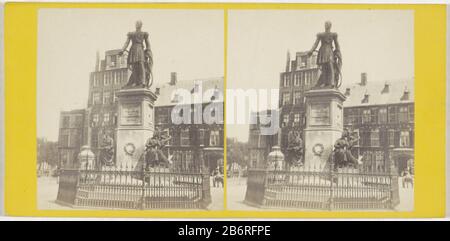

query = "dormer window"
[
  {"left": 381, "top": 83, "right": 390, "bottom": 94},
  {"left": 171, "top": 93, "right": 182, "bottom": 103},
  {"left": 344, "top": 88, "right": 351, "bottom": 96},
  {"left": 361, "top": 92, "right": 369, "bottom": 104}
]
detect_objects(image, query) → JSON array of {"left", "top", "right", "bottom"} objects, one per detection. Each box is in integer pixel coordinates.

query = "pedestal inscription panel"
[
  {"left": 120, "top": 103, "right": 142, "bottom": 126},
  {"left": 309, "top": 103, "right": 330, "bottom": 126}
]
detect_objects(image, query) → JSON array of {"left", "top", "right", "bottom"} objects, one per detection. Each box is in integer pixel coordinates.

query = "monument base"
[
  {"left": 115, "top": 88, "right": 157, "bottom": 168},
  {"left": 303, "top": 88, "right": 346, "bottom": 171}
]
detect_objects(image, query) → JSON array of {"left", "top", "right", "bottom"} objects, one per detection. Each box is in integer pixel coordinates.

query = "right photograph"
[{"left": 226, "top": 10, "right": 414, "bottom": 211}]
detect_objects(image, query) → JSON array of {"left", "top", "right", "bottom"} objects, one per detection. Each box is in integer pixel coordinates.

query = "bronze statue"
[
  {"left": 99, "top": 133, "right": 115, "bottom": 166},
  {"left": 307, "top": 21, "right": 342, "bottom": 89},
  {"left": 144, "top": 127, "right": 172, "bottom": 169},
  {"left": 285, "top": 130, "right": 304, "bottom": 167},
  {"left": 119, "top": 20, "right": 153, "bottom": 89},
  {"left": 331, "top": 129, "right": 362, "bottom": 170}
]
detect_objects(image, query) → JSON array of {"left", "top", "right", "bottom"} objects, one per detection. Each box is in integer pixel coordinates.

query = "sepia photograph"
[
  {"left": 226, "top": 10, "right": 414, "bottom": 211},
  {"left": 37, "top": 9, "right": 224, "bottom": 210}
]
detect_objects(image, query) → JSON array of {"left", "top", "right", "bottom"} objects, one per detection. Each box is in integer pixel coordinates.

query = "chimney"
[
  {"left": 285, "top": 50, "right": 291, "bottom": 72},
  {"left": 95, "top": 50, "right": 100, "bottom": 71},
  {"left": 360, "top": 73, "right": 367, "bottom": 86},
  {"left": 155, "top": 87, "right": 160, "bottom": 95},
  {"left": 361, "top": 91, "right": 369, "bottom": 104},
  {"left": 344, "top": 87, "right": 351, "bottom": 96},
  {"left": 381, "top": 83, "right": 390, "bottom": 94},
  {"left": 170, "top": 72, "right": 177, "bottom": 86}
]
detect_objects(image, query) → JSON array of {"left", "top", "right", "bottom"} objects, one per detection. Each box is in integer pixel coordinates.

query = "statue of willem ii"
[
  {"left": 307, "top": 21, "right": 342, "bottom": 89},
  {"left": 119, "top": 20, "right": 153, "bottom": 89}
]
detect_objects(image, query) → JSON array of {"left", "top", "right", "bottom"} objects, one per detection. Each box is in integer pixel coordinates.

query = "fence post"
[
  {"left": 261, "top": 169, "right": 269, "bottom": 206},
  {"left": 140, "top": 166, "right": 146, "bottom": 210},
  {"left": 328, "top": 154, "right": 335, "bottom": 211},
  {"left": 389, "top": 157, "right": 400, "bottom": 209},
  {"left": 201, "top": 165, "right": 211, "bottom": 209}
]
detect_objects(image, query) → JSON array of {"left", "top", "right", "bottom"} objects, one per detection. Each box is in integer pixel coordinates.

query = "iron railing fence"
[
  {"left": 245, "top": 164, "right": 399, "bottom": 210},
  {"left": 56, "top": 165, "right": 211, "bottom": 210}
]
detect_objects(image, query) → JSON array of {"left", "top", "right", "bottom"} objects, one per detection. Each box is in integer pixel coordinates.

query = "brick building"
[
  {"left": 57, "top": 109, "right": 86, "bottom": 168},
  {"left": 247, "top": 110, "right": 278, "bottom": 168},
  {"left": 154, "top": 75, "right": 224, "bottom": 172},
  {"left": 278, "top": 51, "right": 319, "bottom": 152},
  {"left": 342, "top": 75, "right": 414, "bottom": 172}
]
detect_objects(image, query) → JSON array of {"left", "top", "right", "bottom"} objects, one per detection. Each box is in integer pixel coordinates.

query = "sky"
[
  {"left": 226, "top": 10, "right": 414, "bottom": 142},
  {"left": 37, "top": 9, "right": 224, "bottom": 141}
]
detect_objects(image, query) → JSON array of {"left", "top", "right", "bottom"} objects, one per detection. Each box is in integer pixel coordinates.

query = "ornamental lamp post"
[{"left": 267, "top": 146, "right": 285, "bottom": 171}]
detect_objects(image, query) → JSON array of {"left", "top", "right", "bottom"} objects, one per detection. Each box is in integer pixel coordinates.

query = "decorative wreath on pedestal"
[
  {"left": 124, "top": 143, "right": 136, "bottom": 156},
  {"left": 312, "top": 143, "right": 325, "bottom": 156}
]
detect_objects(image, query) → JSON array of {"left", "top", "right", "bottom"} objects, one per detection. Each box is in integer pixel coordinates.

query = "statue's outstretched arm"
[
  {"left": 309, "top": 35, "right": 320, "bottom": 54},
  {"left": 334, "top": 34, "right": 341, "bottom": 52},
  {"left": 121, "top": 34, "right": 131, "bottom": 52},
  {"left": 144, "top": 33, "right": 151, "bottom": 53}
]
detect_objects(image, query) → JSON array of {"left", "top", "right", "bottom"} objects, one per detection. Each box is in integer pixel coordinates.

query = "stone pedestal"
[
  {"left": 115, "top": 88, "right": 157, "bottom": 168},
  {"left": 304, "top": 89, "right": 346, "bottom": 170}
]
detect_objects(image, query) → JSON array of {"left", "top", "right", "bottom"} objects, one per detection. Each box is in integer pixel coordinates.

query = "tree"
[
  {"left": 37, "top": 138, "right": 59, "bottom": 167},
  {"left": 226, "top": 138, "right": 250, "bottom": 167}
]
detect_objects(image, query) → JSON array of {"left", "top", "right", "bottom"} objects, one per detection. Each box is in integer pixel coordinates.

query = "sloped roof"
[
  {"left": 341, "top": 78, "right": 414, "bottom": 108},
  {"left": 154, "top": 77, "right": 224, "bottom": 107}
]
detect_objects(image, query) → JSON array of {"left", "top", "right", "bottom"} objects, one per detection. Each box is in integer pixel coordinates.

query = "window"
[
  {"left": 282, "top": 114, "right": 289, "bottom": 126},
  {"left": 181, "top": 128, "right": 190, "bottom": 146},
  {"left": 283, "top": 75, "right": 289, "bottom": 87},
  {"left": 110, "top": 55, "right": 116, "bottom": 67},
  {"left": 293, "top": 91, "right": 302, "bottom": 105},
  {"left": 370, "top": 129, "right": 380, "bottom": 147},
  {"left": 92, "top": 114, "right": 99, "bottom": 125},
  {"left": 388, "top": 129, "right": 396, "bottom": 147},
  {"left": 74, "top": 115, "right": 83, "bottom": 127},
  {"left": 282, "top": 93, "right": 291, "bottom": 105},
  {"left": 360, "top": 130, "right": 370, "bottom": 147},
  {"left": 294, "top": 74, "right": 300, "bottom": 86},
  {"left": 301, "top": 56, "right": 307, "bottom": 68},
  {"left": 103, "top": 113, "right": 110, "bottom": 124},
  {"left": 375, "top": 151, "right": 384, "bottom": 171},
  {"left": 113, "top": 92, "right": 117, "bottom": 103},
  {"left": 400, "top": 131, "right": 410, "bottom": 147},
  {"left": 388, "top": 106, "right": 397, "bottom": 123},
  {"left": 103, "top": 73, "right": 109, "bottom": 85},
  {"left": 114, "top": 72, "right": 120, "bottom": 85},
  {"left": 378, "top": 108, "right": 387, "bottom": 124},
  {"left": 70, "top": 132, "right": 80, "bottom": 148},
  {"left": 93, "top": 92, "right": 101, "bottom": 105},
  {"left": 103, "top": 92, "right": 111, "bottom": 104},
  {"left": 408, "top": 105, "right": 414, "bottom": 122},
  {"left": 209, "top": 130, "right": 220, "bottom": 146},
  {"left": 62, "top": 116, "right": 70, "bottom": 128},
  {"left": 93, "top": 74, "right": 101, "bottom": 87},
  {"left": 198, "top": 128, "right": 205, "bottom": 145},
  {"left": 294, "top": 114, "right": 300, "bottom": 124},
  {"left": 362, "top": 109, "right": 371, "bottom": 124},
  {"left": 345, "top": 109, "right": 360, "bottom": 125},
  {"left": 60, "top": 134, "right": 69, "bottom": 146},
  {"left": 399, "top": 106, "right": 408, "bottom": 123}
]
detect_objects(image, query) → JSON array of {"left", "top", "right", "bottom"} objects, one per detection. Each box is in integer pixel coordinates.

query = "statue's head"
[
  {"left": 324, "top": 21, "right": 332, "bottom": 32},
  {"left": 135, "top": 20, "right": 143, "bottom": 30}
]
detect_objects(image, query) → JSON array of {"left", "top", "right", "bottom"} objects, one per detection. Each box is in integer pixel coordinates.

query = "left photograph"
[{"left": 37, "top": 9, "right": 224, "bottom": 210}]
